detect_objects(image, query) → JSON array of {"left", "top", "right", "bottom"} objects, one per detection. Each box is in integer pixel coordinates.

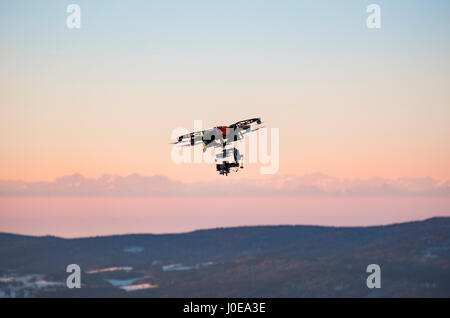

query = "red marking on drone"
[{"left": 221, "top": 126, "right": 228, "bottom": 136}]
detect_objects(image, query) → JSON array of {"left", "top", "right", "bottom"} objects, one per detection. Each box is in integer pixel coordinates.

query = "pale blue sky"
[{"left": 1, "top": 1, "right": 449, "bottom": 60}]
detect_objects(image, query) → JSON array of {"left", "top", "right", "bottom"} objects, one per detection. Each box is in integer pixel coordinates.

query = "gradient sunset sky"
[
  {"left": 1, "top": 0, "right": 449, "bottom": 183},
  {"left": 0, "top": 1, "right": 450, "bottom": 236}
]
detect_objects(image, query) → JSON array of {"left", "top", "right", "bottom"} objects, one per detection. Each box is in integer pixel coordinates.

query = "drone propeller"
[{"left": 251, "top": 125, "right": 265, "bottom": 132}]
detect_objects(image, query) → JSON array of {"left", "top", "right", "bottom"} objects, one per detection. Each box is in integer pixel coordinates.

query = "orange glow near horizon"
[{"left": 1, "top": 197, "right": 449, "bottom": 238}]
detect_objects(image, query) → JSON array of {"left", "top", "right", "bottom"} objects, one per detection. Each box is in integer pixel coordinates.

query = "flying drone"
[{"left": 172, "top": 117, "right": 263, "bottom": 176}]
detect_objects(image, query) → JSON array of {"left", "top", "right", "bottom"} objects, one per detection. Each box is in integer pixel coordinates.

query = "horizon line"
[{"left": 1, "top": 216, "right": 447, "bottom": 240}]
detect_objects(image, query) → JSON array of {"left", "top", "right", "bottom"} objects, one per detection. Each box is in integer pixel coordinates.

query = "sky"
[
  {"left": 1, "top": 0, "right": 449, "bottom": 182},
  {"left": 0, "top": 1, "right": 449, "bottom": 235}
]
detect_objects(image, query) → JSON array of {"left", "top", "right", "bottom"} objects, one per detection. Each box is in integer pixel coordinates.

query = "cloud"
[{"left": 0, "top": 173, "right": 449, "bottom": 197}]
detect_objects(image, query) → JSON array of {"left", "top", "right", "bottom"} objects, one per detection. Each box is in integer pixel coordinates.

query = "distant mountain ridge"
[
  {"left": 1, "top": 216, "right": 448, "bottom": 238},
  {"left": 0, "top": 218, "right": 449, "bottom": 297}
]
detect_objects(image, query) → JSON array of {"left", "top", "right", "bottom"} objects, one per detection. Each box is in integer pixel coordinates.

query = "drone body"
[{"left": 172, "top": 117, "right": 263, "bottom": 176}]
